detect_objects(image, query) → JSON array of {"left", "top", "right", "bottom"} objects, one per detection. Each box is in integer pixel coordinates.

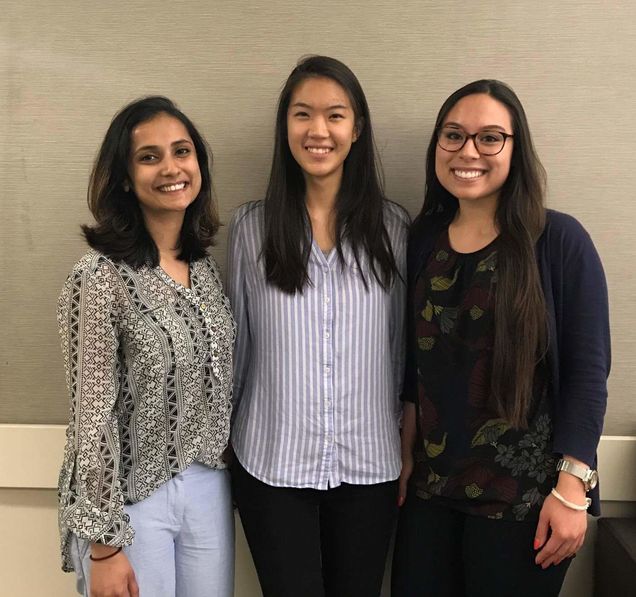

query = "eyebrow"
[
  {"left": 444, "top": 122, "right": 508, "bottom": 132},
  {"left": 133, "top": 139, "right": 193, "bottom": 154},
  {"left": 290, "top": 101, "right": 350, "bottom": 110}
]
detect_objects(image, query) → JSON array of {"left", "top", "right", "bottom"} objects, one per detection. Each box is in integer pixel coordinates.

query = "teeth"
[
  {"left": 159, "top": 182, "right": 186, "bottom": 191},
  {"left": 307, "top": 147, "right": 331, "bottom": 154},
  {"left": 453, "top": 170, "right": 484, "bottom": 179}
]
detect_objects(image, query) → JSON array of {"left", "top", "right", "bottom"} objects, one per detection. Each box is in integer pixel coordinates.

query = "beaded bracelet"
[
  {"left": 550, "top": 488, "right": 591, "bottom": 511},
  {"left": 89, "top": 546, "right": 123, "bottom": 561}
]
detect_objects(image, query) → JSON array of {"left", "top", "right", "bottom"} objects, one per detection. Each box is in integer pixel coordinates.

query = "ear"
[{"left": 353, "top": 117, "right": 364, "bottom": 143}]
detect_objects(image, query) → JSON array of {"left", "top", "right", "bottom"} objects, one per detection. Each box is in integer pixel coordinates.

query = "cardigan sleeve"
[
  {"left": 548, "top": 214, "right": 610, "bottom": 466},
  {"left": 57, "top": 256, "right": 134, "bottom": 570}
]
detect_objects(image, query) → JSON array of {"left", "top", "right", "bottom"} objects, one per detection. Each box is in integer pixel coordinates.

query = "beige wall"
[{"left": 1, "top": 0, "right": 634, "bottom": 432}]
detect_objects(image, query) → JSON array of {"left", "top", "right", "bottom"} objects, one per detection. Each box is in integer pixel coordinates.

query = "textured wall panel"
[{"left": 1, "top": 1, "right": 634, "bottom": 434}]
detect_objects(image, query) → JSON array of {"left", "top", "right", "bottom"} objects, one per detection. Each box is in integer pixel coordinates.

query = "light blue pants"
[{"left": 71, "top": 463, "right": 234, "bottom": 597}]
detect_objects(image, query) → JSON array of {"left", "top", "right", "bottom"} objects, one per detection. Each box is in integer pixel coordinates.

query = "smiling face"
[
  {"left": 435, "top": 93, "right": 513, "bottom": 210},
  {"left": 128, "top": 112, "right": 202, "bottom": 219},
  {"left": 286, "top": 76, "right": 358, "bottom": 186}
]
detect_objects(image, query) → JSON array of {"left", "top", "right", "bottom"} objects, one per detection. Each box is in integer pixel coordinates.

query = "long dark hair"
[
  {"left": 416, "top": 80, "right": 548, "bottom": 428},
  {"left": 82, "top": 96, "right": 219, "bottom": 268},
  {"left": 263, "top": 55, "right": 399, "bottom": 293}
]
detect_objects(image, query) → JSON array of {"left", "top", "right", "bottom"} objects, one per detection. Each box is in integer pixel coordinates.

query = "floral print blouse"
[
  {"left": 56, "top": 250, "right": 235, "bottom": 571},
  {"left": 411, "top": 230, "right": 556, "bottom": 521}
]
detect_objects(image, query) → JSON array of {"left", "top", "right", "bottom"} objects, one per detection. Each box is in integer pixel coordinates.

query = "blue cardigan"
[{"left": 403, "top": 209, "right": 610, "bottom": 514}]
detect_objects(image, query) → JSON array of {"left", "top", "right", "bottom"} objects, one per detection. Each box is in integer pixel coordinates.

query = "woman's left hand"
[{"left": 534, "top": 473, "right": 588, "bottom": 568}]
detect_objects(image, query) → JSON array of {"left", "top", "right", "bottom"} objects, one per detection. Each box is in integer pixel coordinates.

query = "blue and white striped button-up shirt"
[{"left": 228, "top": 201, "right": 409, "bottom": 489}]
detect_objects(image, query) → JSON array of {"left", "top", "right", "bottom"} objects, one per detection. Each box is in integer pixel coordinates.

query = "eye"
[
  {"left": 138, "top": 153, "right": 158, "bottom": 163},
  {"left": 478, "top": 131, "right": 504, "bottom": 144},
  {"left": 329, "top": 113, "right": 345, "bottom": 120},
  {"left": 293, "top": 111, "right": 310, "bottom": 119},
  {"left": 175, "top": 146, "right": 191, "bottom": 157},
  {"left": 441, "top": 128, "right": 464, "bottom": 142}
]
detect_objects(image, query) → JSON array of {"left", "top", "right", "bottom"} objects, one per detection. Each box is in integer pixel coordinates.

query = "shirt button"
[
  {"left": 324, "top": 366, "right": 331, "bottom": 375},
  {"left": 324, "top": 296, "right": 330, "bottom": 304},
  {"left": 324, "top": 332, "right": 330, "bottom": 339},
  {"left": 200, "top": 303, "right": 207, "bottom": 311}
]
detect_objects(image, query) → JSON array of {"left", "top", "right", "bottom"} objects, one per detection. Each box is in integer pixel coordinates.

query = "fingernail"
[
  {"left": 397, "top": 496, "right": 404, "bottom": 507},
  {"left": 533, "top": 539, "right": 541, "bottom": 550}
]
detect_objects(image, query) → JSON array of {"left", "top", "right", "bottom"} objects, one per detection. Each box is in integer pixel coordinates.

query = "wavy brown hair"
[
  {"left": 415, "top": 80, "right": 548, "bottom": 428},
  {"left": 82, "top": 96, "right": 219, "bottom": 268}
]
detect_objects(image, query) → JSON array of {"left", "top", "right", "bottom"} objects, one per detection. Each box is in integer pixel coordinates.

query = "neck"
[
  {"left": 454, "top": 196, "right": 498, "bottom": 233},
  {"left": 142, "top": 211, "right": 185, "bottom": 262},
  {"left": 304, "top": 171, "right": 341, "bottom": 214}
]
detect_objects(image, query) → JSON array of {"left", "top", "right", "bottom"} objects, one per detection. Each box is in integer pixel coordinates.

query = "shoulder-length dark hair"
[
  {"left": 415, "top": 79, "right": 548, "bottom": 428},
  {"left": 263, "top": 55, "right": 399, "bottom": 293},
  {"left": 82, "top": 95, "right": 219, "bottom": 268}
]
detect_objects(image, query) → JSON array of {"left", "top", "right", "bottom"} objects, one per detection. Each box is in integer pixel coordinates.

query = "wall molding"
[{"left": 2, "top": 425, "right": 635, "bottom": 500}]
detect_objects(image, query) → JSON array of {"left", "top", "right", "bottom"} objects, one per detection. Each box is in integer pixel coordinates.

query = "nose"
[
  {"left": 308, "top": 116, "right": 329, "bottom": 138},
  {"left": 458, "top": 135, "right": 480, "bottom": 159},
  {"left": 160, "top": 154, "right": 180, "bottom": 176}
]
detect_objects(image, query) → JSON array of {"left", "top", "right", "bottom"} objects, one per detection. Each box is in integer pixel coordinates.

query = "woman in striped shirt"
[{"left": 228, "top": 55, "right": 409, "bottom": 597}]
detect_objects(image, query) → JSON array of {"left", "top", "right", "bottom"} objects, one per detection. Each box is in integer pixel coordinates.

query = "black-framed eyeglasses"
[{"left": 437, "top": 126, "right": 514, "bottom": 156}]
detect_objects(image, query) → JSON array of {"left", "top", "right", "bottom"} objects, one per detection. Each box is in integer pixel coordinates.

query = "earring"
[{"left": 123, "top": 182, "right": 130, "bottom": 192}]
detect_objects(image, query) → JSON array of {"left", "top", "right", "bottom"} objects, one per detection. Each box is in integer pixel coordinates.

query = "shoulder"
[
  {"left": 64, "top": 249, "right": 126, "bottom": 283},
  {"left": 229, "top": 200, "right": 263, "bottom": 230},
  {"left": 540, "top": 209, "right": 598, "bottom": 258},
  {"left": 383, "top": 199, "right": 411, "bottom": 229}
]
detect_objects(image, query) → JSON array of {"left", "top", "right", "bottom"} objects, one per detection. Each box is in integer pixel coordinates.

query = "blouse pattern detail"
[
  {"left": 411, "top": 231, "right": 556, "bottom": 521},
  {"left": 56, "top": 250, "right": 235, "bottom": 571}
]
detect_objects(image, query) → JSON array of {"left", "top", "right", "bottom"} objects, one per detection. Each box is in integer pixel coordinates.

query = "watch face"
[{"left": 588, "top": 470, "right": 599, "bottom": 489}]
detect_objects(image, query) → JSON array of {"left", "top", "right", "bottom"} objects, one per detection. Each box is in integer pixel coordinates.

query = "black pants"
[
  {"left": 232, "top": 459, "right": 398, "bottom": 597},
  {"left": 391, "top": 496, "right": 572, "bottom": 597}
]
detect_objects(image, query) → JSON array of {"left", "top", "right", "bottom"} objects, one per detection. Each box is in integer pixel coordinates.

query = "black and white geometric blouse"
[{"left": 56, "top": 250, "right": 235, "bottom": 572}]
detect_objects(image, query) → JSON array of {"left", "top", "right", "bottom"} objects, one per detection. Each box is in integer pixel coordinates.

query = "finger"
[
  {"left": 129, "top": 573, "right": 140, "bottom": 597},
  {"left": 534, "top": 513, "right": 549, "bottom": 551},
  {"left": 535, "top": 536, "right": 560, "bottom": 567}
]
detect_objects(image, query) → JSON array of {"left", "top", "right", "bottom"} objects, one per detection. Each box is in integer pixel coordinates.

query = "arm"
[
  {"left": 535, "top": 216, "right": 610, "bottom": 566},
  {"left": 389, "top": 210, "right": 409, "bottom": 413},
  {"left": 57, "top": 259, "right": 136, "bottom": 593},
  {"left": 226, "top": 208, "right": 252, "bottom": 417},
  {"left": 551, "top": 216, "right": 610, "bottom": 465}
]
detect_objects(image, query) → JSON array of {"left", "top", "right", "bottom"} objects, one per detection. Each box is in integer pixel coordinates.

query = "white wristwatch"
[{"left": 556, "top": 458, "right": 598, "bottom": 492}]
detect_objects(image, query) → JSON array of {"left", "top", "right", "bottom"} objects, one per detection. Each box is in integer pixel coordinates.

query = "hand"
[
  {"left": 398, "top": 402, "right": 417, "bottom": 507},
  {"left": 398, "top": 449, "right": 414, "bottom": 507},
  {"left": 534, "top": 477, "right": 588, "bottom": 569},
  {"left": 90, "top": 549, "right": 139, "bottom": 597}
]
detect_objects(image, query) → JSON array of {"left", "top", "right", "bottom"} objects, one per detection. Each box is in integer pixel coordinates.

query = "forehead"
[
  {"left": 443, "top": 93, "right": 512, "bottom": 131},
  {"left": 289, "top": 76, "right": 352, "bottom": 108},
  {"left": 130, "top": 112, "right": 192, "bottom": 149}
]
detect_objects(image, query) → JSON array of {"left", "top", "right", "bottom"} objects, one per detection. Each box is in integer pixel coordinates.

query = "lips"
[
  {"left": 157, "top": 181, "right": 188, "bottom": 192},
  {"left": 452, "top": 169, "right": 486, "bottom": 180},
  {"left": 305, "top": 146, "right": 333, "bottom": 154}
]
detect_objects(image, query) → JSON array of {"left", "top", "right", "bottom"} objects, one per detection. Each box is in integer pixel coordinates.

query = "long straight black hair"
[
  {"left": 263, "top": 55, "right": 399, "bottom": 293},
  {"left": 83, "top": 96, "right": 219, "bottom": 268},
  {"left": 415, "top": 80, "right": 548, "bottom": 428}
]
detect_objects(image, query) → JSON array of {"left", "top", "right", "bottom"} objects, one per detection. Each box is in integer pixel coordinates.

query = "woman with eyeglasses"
[
  {"left": 227, "top": 55, "right": 408, "bottom": 597},
  {"left": 391, "top": 80, "right": 609, "bottom": 597}
]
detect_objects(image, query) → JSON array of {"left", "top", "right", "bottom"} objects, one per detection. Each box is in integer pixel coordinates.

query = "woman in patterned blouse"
[
  {"left": 57, "top": 97, "right": 236, "bottom": 597},
  {"left": 391, "top": 81, "right": 610, "bottom": 596}
]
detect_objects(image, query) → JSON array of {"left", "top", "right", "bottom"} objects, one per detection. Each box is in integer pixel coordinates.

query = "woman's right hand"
[
  {"left": 398, "top": 401, "right": 417, "bottom": 507},
  {"left": 90, "top": 547, "right": 139, "bottom": 597}
]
